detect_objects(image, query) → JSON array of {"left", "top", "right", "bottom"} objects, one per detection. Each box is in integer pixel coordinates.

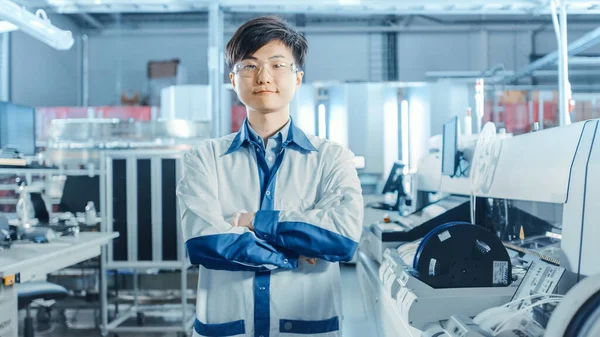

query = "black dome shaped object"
[{"left": 413, "top": 222, "right": 512, "bottom": 289}]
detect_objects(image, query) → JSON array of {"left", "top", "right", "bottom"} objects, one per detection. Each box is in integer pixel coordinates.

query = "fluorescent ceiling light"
[
  {"left": 0, "top": 20, "right": 18, "bottom": 33},
  {"left": 339, "top": 0, "right": 361, "bottom": 4},
  {"left": 0, "top": 0, "right": 74, "bottom": 50}
]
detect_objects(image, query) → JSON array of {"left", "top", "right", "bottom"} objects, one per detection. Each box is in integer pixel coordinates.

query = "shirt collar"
[
  {"left": 225, "top": 117, "right": 317, "bottom": 155},
  {"left": 247, "top": 119, "right": 290, "bottom": 147},
  {"left": 286, "top": 119, "right": 318, "bottom": 152}
]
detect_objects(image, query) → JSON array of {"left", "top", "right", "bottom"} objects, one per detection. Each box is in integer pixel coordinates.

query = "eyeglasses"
[{"left": 233, "top": 60, "right": 299, "bottom": 78}]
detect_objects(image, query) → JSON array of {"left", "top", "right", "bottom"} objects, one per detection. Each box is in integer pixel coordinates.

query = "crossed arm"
[{"left": 177, "top": 146, "right": 364, "bottom": 271}]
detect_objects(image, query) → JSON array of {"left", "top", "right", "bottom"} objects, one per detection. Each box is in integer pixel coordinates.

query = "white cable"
[
  {"left": 502, "top": 294, "right": 564, "bottom": 309},
  {"left": 474, "top": 294, "right": 563, "bottom": 323},
  {"left": 474, "top": 294, "right": 564, "bottom": 329},
  {"left": 492, "top": 298, "right": 562, "bottom": 335}
]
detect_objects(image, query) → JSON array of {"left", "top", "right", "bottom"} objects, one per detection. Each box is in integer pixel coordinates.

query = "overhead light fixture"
[
  {"left": 0, "top": 20, "right": 18, "bottom": 33},
  {"left": 339, "top": 0, "right": 361, "bottom": 5},
  {"left": 0, "top": 0, "right": 74, "bottom": 50}
]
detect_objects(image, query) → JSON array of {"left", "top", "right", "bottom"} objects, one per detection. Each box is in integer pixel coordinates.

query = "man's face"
[{"left": 230, "top": 40, "right": 304, "bottom": 115}]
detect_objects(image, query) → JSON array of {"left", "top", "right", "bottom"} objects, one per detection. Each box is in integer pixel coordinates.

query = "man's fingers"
[{"left": 232, "top": 212, "right": 240, "bottom": 226}]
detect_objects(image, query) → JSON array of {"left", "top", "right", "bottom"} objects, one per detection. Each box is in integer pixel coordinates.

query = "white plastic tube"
[{"left": 0, "top": 0, "right": 74, "bottom": 50}]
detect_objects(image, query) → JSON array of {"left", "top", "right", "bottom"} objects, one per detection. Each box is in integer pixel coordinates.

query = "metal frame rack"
[{"left": 99, "top": 148, "right": 194, "bottom": 337}]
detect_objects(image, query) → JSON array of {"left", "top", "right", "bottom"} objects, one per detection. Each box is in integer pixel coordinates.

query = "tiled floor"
[{"left": 26, "top": 264, "right": 376, "bottom": 337}]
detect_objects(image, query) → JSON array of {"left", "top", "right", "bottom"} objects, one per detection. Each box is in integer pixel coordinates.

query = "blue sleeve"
[
  {"left": 253, "top": 210, "right": 358, "bottom": 263},
  {"left": 185, "top": 231, "right": 298, "bottom": 271}
]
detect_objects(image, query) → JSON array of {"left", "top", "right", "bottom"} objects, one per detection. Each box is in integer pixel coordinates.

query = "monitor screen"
[
  {"left": 0, "top": 102, "right": 36, "bottom": 156},
  {"left": 382, "top": 162, "right": 405, "bottom": 195},
  {"left": 442, "top": 116, "right": 458, "bottom": 176}
]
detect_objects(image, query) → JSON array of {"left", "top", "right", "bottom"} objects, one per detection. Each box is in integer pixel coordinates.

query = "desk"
[
  {"left": 0, "top": 232, "right": 118, "bottom": 337},
  {"left": 363, "top": 194, "right": 398, "bottom": 226}
]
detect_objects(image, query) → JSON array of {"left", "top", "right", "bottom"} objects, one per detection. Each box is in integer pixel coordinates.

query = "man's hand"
[
  {"left": 232, "top": 210, "right": 255, "bottom": 231},
  {"left": 299, "top": 255, "right": 317, "bottom": 265},
  {"left": 303, "top": 257, "right": 317, "bottom": 265}
]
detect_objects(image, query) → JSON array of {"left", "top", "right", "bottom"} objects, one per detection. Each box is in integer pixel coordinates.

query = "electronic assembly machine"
[{"left": 357, "top": 118, "right": 600, "bottom": 337}]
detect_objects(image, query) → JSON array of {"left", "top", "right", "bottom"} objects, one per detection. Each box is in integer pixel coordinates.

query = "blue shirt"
[{"left": 247, "top": 119, "right": 290, "bottom": 172}]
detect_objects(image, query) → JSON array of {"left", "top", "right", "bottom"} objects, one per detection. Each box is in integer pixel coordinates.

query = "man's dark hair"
[{"left": 226, "top": 16, "right": 308, "bottom": 70}]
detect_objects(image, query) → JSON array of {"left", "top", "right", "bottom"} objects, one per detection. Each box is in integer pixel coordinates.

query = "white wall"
[
  {"left": 397, "top": 31, "right": 535, "bottom": 81},
  {"left": 488, "top": 31, "right": 532, "bottom": 71},
  {"left": 88, "top": 34, "right": 209, "bottom": 106},
  {"left": 398, "top": 32, "right": 480, "bottom": 81},
  {"left": 10, "top": 14, "right": 80, "bottom": 107},
  {"left": 304, "top": 33, "right": 372, "bottom": 83}
]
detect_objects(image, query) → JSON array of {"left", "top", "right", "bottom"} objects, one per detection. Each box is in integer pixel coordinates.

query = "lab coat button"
[
  {"left": 265, "top": 191, "right": 271, "bottom": 196},
  {"left": 264, "top": 235, "right": 269, "bottom": 239},
  {"left": 284, "top": 322, "right": 293, "bottom": 331}
]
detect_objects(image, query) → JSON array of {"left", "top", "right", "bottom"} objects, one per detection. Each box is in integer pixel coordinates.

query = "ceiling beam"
[
  {"left": 567, "top": 56, "right": 600, "bottom": 66},
  {"left": 77, "top": 13, "right": 104, "bottom": 29},
  {"left": 24, "top": 0, "right": 600, "bottom": 15}
]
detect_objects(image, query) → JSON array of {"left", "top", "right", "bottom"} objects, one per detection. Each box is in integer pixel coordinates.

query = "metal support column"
[
  {"left": 538, "top": 93, "right": 545, "bottom": 130},
  {"left": 82, "top": 34, "right": 89, "bottom": 106},
  {"left": 479, "top": 29, "right": 489, "bottom": 71},
  {"left": 208, "top": 3, "right": 224, "bottom": 138},
  {"left": 99, "top": 152, "right": 108, "bottom": 337},
  {"left": 0, "top": 33, "right": 10, "bottom": 101},
  {"left": 551, "top": 0, "right": 571, "bottom": 126}
]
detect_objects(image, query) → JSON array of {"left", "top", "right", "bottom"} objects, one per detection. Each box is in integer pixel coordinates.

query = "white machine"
[
  {"left": 358, "top": 118, "right": 600, "bottom": 337},
  {"left": 545, "top": 272, "right": 600, "bottom": 337}
]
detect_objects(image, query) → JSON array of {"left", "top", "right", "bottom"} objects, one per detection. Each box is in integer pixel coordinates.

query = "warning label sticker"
[
  {"left": 438, "top": 230, "right": 451, "bottom": 242},
  {"left": 493, "top": 261, "right": 509, "bottom": 285}
]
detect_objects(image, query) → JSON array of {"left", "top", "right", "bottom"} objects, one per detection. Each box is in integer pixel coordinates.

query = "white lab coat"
[{"left": 177, "top": 119, "right": 364, "bottom": 337}]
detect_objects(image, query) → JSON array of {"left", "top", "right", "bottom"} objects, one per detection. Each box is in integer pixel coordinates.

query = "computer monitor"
[
  {"left": 382, "top": 162, "right": 406, "bottom": 194},
  {"left": 442, "top": 116, "right": 458, "bottom": 177},
  {"left": 0, "top": 102, "right": 36, "bottom": 155},
  {"left": 369, "top": 162, "right": 405, "bottom": 209}
]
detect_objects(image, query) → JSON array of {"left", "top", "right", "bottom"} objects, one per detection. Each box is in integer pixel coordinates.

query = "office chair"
[{"left": 17, "top": 282, "right": 69, "bottom": 337}]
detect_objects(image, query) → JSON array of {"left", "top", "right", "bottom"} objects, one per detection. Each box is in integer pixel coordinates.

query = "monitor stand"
[{"left": 369, "top": 193, "right": 407, "bottom": 212}]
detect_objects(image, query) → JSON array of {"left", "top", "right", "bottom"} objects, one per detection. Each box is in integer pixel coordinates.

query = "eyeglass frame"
[{"left": 231, "top": 59, "right": 301, "bottom": 78}]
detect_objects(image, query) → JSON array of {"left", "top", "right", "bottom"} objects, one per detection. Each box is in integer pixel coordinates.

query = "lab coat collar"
[{"left": 225, "top": 117, "right": 317, "bottom": 155}]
